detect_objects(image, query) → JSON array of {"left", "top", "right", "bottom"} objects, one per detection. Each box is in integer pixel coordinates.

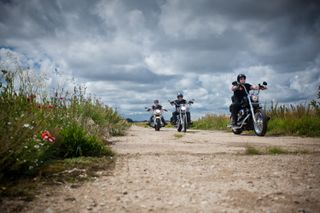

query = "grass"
[
  {"left": 192, "top": 114, "right": 229, "bottom": 131},
  {"left": 245, "top": 145, "right": 262, "bottom": 155},
  {"left": 174, "top": 133, "right": 184, "bottom": 139},
  {"left": 267, "top": 103, "right": 320, "bottom": 137},
  {"left": 244, "top": 145, "right": 309, "bottom": 155}
]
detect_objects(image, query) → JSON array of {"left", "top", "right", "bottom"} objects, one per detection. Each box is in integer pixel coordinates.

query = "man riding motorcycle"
[
  {"left": 147, "top": 100, "right": 167, "bottom": 126},
  {"left": 170, "top": 93, "right": 193, "bottom": 125},
  {"left": 230, "top": 74, "right": 267, "bottom": 128}
]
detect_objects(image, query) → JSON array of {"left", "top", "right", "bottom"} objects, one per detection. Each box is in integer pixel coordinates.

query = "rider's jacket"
[
  {"left": 152, "top": 104, "right": 163, "bottom": 110},
  {"left": 232, "top": 82, "right": 252, "bottom": 102}
]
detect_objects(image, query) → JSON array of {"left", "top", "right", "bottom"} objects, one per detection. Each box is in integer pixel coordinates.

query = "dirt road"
[{"left": 17, "top": 126, "right": 320, "bottom": 212}]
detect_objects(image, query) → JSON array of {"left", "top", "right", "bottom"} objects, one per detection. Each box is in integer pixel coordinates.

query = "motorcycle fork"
[{"left": 247, "top": 94, "right": 257, "bottom": 123}]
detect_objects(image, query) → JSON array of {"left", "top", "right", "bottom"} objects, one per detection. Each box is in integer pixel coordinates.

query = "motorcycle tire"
[
  {"left": 253, "top": 109, "right": 267, "bottom": 136},
  {"left": 155, "top": 119, "right": 161, "bottom": 131},
  {"left": 182, "top": 115, "right": 187, "bottom": 132}
]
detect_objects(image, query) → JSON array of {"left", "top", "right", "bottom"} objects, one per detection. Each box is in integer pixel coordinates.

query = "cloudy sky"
[{"left": 0, "top": 0, "right": 319, "bottom": 120}]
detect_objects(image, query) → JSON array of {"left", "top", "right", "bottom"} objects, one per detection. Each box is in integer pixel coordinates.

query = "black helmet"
[
  {"left": 177, "top": 92, "right": 183, "bottom": 98},
  {"left": 237, "top": 74, "right": 246, "bottom": 82},
  {"left": 154, "top": 99, "right": 159, "bottom": 104}
]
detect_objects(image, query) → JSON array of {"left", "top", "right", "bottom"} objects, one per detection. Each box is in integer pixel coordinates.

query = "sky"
[{"left": 0, "top": 0, "right": 319, "bottom": 121}]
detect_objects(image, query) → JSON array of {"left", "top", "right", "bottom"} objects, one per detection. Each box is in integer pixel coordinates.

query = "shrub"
[{"left": 46, "top": 123, "right": 113, "bottom": 159}]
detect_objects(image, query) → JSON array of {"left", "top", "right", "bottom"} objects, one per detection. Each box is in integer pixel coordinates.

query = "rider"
[
  {"left": 170, "top": 92, "right": 193, "bottom": 125},
  {"left": 147, "top": 100, "right": 167, "bottom": 126},
  {"left": 230, "top": 74, "right": 267, "bottom": 127}
]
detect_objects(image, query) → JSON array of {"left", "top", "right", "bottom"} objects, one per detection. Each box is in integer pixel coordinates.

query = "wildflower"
[
  {"left": 29, "top": 166, "right": 34, "bottom": 170},
  {"left": 7, "top": 122, "right": 11, "bottom": 125},
  {"left": 41, "top": 130, "right": 56, "bottom": 143},
  {"left": 23, "top": 123, "right": 30, "bottom": 128},
  {"left": 34, "top": 144, "right": 40, "bottom": 149},
  {"left": 24, "top": 146, "right": 28, "bottom": 149}
]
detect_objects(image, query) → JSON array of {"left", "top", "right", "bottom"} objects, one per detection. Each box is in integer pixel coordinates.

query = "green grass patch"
[
  {"left": 267, "top": 146, "right": 288, "bottom": 155},
  {"left": 192, "top": 114, "right": 229, "bottom": 131},
  {"left": 267, "top": 115, "right": 320, "bottom": 137},
  {"left": 245, "top": 145, "right": 262, "bottom": 155},
  {"left": 174, "top": 133, "right": 184, "bottom": 139},
  {"left": 244, "top": 145, "right": 310, "bottom": 155}
]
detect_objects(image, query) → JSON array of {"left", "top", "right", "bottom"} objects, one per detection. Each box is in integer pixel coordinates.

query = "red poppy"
[{"left": 41, "top": 130, "right": 56, "bottom": 143}]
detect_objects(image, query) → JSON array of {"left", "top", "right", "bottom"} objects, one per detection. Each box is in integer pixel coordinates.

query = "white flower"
[
  {"left": 7, "top": 122, "right": 11, "bottom": 125},
  {"left": 28, "top": 166, "right": 34, "bottom": 170},
  {"left": 23, "top": 124, "right": 30, "bottom": 128},
  {"left": 34, "top": 145, "right": 40, "bottom": 149},
  {"left": 24, "top": 146, "right": 28, "bottom": 149}
]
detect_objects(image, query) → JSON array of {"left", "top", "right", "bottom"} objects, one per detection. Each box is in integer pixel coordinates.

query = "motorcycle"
[
  {"left": 169, "top": 100, "right": 194, "bottom": 132},
  {"left": 229, "top": 81, "right": 268, "bottom": 136},
  {"left": 145, "top": 107, "right": 167, "bottom": 131}
]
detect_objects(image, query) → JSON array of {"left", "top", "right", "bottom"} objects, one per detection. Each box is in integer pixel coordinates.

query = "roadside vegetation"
[
  {"left": 192, "top": 114, "right": 229, "bottom": 131},
  {"left": 192, "top": 86, "right": 320, "bottom": 137},
  {"left": 244, "top": 145, "right": 309, "bottom": 155},
  {"left": 0, "top": 61, "right": 130, "bottom": 198}
]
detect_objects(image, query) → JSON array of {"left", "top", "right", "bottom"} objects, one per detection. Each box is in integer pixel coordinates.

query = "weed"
[
  {"left": 245, "top": 145, "right": 262, "bottom": 155},
  {"left": 174, "top": 133, "right": 184, "bottom": 139}
]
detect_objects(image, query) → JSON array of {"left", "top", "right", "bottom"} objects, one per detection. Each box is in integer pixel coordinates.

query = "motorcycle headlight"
[
  {"left": 180, "top": 106, "right": 187, "bottom": 111},
  {"left": 154, "top": 109, "right": 161, "bottom": 115},
  {"left": 251, "top": 95, "right": 259, "bottom": 102}
]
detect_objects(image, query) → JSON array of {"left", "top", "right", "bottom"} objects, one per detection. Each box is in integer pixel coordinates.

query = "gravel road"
[{"left": 13, "top": 126, "right": 320, "bottom": 212}]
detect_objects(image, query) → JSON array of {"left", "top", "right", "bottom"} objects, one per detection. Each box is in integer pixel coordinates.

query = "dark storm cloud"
[{"left": 0, "top": 0, "right": 319, "bottom": 120}]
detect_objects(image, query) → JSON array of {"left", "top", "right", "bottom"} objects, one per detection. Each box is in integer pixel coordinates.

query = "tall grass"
[
  {"left": 267, "top": 102, "right": 320, "bottom": 137},
  {"left": 192, "top": 114, "right": 229, "bottom": 131},
  {"left": 0, "top": 66, "right": 129, "bottom": 179}
]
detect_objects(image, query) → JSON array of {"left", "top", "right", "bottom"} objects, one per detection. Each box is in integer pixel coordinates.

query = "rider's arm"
[
  {"left": 250, "top": 84, "right": 267, "bottom": 90},
  {"left": 250, "top": 85, "right": 259, "bottom": 90}
]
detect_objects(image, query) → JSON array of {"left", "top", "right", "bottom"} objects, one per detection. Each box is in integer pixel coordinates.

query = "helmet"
[
  {"left": 153, "top": 99, "right": 159, "bottom": 104},
  {"left": 237, "top": 74, "right": 246, "bottom": 82},
  {"left": 177, "top": 92, "right": 183, "bottom": 98}
]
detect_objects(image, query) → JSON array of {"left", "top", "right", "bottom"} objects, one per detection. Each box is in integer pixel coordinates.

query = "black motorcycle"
[
  {"left": 169, "top": 100, "right": 194, "bottom": 132},
  {"left": 229, "top": 81, "right": 268, "bottom": 136}
]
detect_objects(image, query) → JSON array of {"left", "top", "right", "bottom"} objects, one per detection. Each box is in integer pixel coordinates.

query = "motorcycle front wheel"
[
  {"left": 253, "top": 109, "right": 267, "bottom": 136},
  {"left": 182, "top": 115, "right": 187, "bottom": 132},
  {"left": 155, "top": 118, "right": 161, "bottom": 131},
  {"left": 177, "top": 118, "right": 182, "bottom": 132}
]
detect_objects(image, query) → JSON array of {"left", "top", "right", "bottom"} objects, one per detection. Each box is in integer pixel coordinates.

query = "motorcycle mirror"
[{"left": 263, "top": 81, "right": 267, "bottom": 86}]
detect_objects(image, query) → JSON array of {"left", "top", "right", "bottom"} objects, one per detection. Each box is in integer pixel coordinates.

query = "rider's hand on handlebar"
[{"left": 258, "top": 84, "right": 267, "bottom": 90}]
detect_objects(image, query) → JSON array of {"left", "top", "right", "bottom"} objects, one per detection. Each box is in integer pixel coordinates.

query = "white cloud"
[{"left": 1, "top": 0, "right": 319, "bottom": 120}]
